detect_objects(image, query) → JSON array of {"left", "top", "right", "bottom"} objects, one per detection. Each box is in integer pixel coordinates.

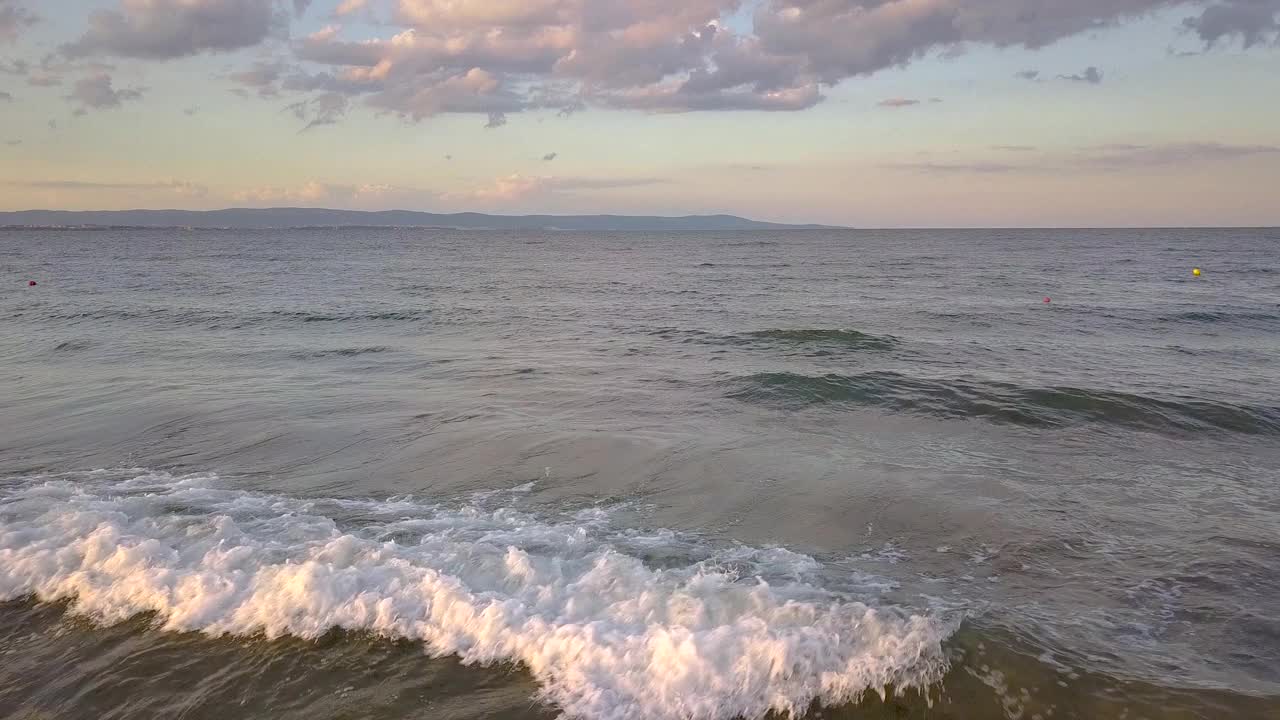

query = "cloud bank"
[{"left": 37, "top": 0, "right": 1280, "bottom": 128}]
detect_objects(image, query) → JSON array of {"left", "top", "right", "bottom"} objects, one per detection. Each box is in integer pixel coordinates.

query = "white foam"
[{"left": 0, "top": 470, "right": 953, "bottom": 720}]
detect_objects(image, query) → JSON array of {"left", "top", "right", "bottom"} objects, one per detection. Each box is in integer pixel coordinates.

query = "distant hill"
[{"left": 0, "top": 208, "right": 838, "bottom": 231}]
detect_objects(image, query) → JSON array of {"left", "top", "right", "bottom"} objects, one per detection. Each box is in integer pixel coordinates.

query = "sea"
[{"left": 1, "top": 227, "right": 1278, "bottom": 720}]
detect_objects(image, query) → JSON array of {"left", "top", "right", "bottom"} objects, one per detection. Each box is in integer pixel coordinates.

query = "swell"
[
  {"left": 727, "top": 371, "right": 1280, "bottom": 435},
  {"left": 746, "top": 328, "right": 899, "bottom": 351},
  {"left": 648, "top": 327, "right": 899, "bottom": 354},
  {"left": 292, "top": 346, "right": 393, "bottom": 359},
  {"left": 0, "top": 470, "right": 952, "bottom": 720}
]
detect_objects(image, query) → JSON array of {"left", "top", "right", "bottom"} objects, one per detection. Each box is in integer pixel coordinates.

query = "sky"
[{"left": 0, "top": 0, "right": 1278, "bottom": 227}]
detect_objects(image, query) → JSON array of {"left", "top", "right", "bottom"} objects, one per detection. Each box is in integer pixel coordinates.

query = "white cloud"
[
  {"left": 232, "top": 181, "right": 415, "bottom": 206},
  {"left": 443, "top": 173, "right": 667, "bottom": 206},
  {"left": 334, "top": 0, "right": 371, "bottom": 17}
]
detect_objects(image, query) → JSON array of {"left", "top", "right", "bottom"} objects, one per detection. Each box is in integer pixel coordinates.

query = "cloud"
[
  {"left": 28, "top": 71, "right": 63, "bottom": 87},
  {"left": 1060, "top": 66, "right": 1104, "bottom": 84},
  {"left": 230, "top": 59, "right": 286, "bottom": 97},
  {"left": 287, "top": 1, "right": 1273, "bottom": 122},
  {"left": 6, "top": 179, "right": 208, "bottom": 196},
  {"left": 64, "top": 0, "right": 288, "bottom": 59},
  {"left": 542, "top": 152, "right": 558, "bottom": 162},
  {"left": 66, "top": 73, "right": 146, "bottom": 112},
  {"left": 232, "top": 180, "right": 413, "bottom": 206},
  {"left": 285, "top": 91, "right": 348, "bottom": 129},
  {"left": 0, "top": 89, "right": 11, "bottom": 102},
  {"left": 1079, "top": 142, "right": 1280, "bottom": 168},
  {"left": 886, "top": 161, "right": 1029, "bottom": 175},
  {"left": 334, "top": 0, "right": 369, "bottom": 16},
  {"left": 5, "top": 139, "right": 19, "bottom": 146},
  {"left": 885, "top": 141, "right": 1280, "bottom": 176},
  {"left": 45, "top": 0, "right": 1280, "bottom": 124},
  {"left": 1184, "top": 0, "right": 1280, "bottom": 47},
  {"left": 0, "top": 58, "right": 28, "bottom": 75},
  {"left": 0, "top": 1, "right": 37, "bottom": 44},
  {"left": 878, "top": 97, "right": 920, "bottom": 108},
  {"left": 444, "top": 173, "right": 667, "bottom": 205},
  {"left": 184, "top": 105, "right": 200, "bottom": 115}
]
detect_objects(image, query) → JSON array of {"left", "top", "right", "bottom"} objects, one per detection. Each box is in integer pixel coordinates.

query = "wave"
[
  {"left": 647, "top": 327, "right": 899, "bottom": 355},
  {"left": 727, "top": 372, "right": 1280, "bottom": 435},
  {"left": 52, "top": 339, "right": 92, "bottom": 352},
  {"left": 0, "top": 470, "right": 952, "bottom": 720},
  {"left": 292, "top": 346, "right": 393, "bottom": 359},
  {"left": 747, "top": 329, "right": 899, "bottom": 352}
]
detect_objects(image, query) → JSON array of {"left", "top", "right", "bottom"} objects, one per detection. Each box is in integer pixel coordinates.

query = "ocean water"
[{"left": 1, "top": 227, "right": 1278, "bottom": 720}]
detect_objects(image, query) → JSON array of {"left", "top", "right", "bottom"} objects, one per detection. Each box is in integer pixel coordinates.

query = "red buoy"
[
  {"left": 1043, "top": 297, "right": 1051, "bottom": 303},
  {"left": 28, "top": 280, "right": 37, "bottom": 286}
]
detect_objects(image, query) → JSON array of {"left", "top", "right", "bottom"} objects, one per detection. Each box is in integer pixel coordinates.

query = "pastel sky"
[{"left": 1, "top": 0, "right": 1278, "bottom": 227}]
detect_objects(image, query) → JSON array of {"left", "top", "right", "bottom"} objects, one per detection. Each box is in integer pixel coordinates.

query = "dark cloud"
[
  {"left": 1015, "top": 70, "right": 1041, "bottom": 81},
  {"left": 0, "top": 58, "right": 28, "bottom": 75},
  {"left": 0, "top": 2, "right": 38, "bottom": 44},
  {"left": 484, "top": 111, "right": 508, "bottom": 128},
  {"left": 1060, "top": 66, "right": 1104, "bottom": 84},
  {"left": 1183, "top": 0, "right": 1280, "bottom": 47},
  {"left": 66, "top": 73, "right": 146, "bottom": 112},
  {"left": 64, "top": 0, "right": 286, "bottom": 60},
  {"left": 286, "top": 91, "right": 348, "bottom": 130},
  {"left": 286, "top": 91, "right": 350, "bottom": 129},
  {"left": 542, "top": 152, "right": 558, "bottom": 162},
  {"left": 878, "top": 97, "right": 920, "bottom": 108}
]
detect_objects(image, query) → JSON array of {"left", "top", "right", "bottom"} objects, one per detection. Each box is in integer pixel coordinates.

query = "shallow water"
[{"left": 1, "top": 227, "right": 1278, "bottom": 719}]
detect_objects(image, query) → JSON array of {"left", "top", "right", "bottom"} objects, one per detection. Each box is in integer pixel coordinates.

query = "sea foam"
[{"left": 0, "top": 470, "right": 952, "bottom": 720}]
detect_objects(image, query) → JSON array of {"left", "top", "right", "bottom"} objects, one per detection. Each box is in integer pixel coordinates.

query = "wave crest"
[
  {"left": 727, "top": 372, "right": 1280, "bottom": 435},
  {"left": 0, "top": 470, "right": 951, "bottom": 720}
]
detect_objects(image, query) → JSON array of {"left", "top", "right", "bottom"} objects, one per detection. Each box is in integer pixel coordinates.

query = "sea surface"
[{"left": 1, "top": 227, "right": 1278, "bottom": 720}]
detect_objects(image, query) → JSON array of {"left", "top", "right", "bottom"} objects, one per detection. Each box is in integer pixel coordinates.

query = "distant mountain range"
[{"left": 0, "top": 208, "right": 838, "bottom": 231}]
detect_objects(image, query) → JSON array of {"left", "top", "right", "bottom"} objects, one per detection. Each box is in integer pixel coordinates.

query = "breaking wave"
[
  {"left": 727, "top": 372, "right": 1280, "bottom": 435},
  {"left": 0, "top": 470, "right": 952, "bottom": 720}
]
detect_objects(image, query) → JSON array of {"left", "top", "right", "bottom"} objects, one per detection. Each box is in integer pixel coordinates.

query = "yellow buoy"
[{"left": 1193, "top": 268, "right": 1202, "bottom": 277}]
